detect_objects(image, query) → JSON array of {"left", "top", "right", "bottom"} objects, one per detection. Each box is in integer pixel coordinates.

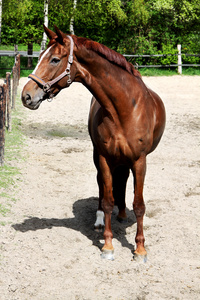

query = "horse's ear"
[
  {"left": 43, "top": 24, "right": 57, "bottom": 40},
  {"left": 54, "top": 25, "right": 66, "bottom": 45}
]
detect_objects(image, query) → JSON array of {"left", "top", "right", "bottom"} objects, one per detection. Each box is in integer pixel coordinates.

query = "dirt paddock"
[{"left": 0, "top": 76, "right": 199, "bottom": 299}]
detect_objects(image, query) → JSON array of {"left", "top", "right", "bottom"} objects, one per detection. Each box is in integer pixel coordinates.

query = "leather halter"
[{"left": 28, "top": 35, "right": 74, "bottom": 99}]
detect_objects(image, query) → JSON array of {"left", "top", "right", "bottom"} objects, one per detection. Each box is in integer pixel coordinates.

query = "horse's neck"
[{"left": 76, "top": 50, "right": 140, "bottom": 120}]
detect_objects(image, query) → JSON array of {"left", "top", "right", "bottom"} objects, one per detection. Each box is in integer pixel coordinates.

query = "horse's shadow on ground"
[{"left": 12, "top": 197, "right": 137, "bottom": 253}]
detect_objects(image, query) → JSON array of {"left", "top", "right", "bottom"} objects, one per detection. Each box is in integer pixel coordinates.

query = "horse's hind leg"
[
  {"left": 132, "top": 155, "right": 147, "bottom": 260},
  {"left": 113, "top": 165, "right": 129, "bottom": 222}
]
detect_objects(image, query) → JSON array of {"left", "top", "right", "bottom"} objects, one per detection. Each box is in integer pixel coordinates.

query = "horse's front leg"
[
  {"left": 132, "top": 155, "right": 147, "bottom": 261},
  {"left": 93, "top": 148, "right": 105, "bottom": 231},
  {"left": 99, "top": 155, "right": 115, "bottom": 260}
]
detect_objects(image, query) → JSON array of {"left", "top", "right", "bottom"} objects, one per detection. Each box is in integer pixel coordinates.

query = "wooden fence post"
[
  {"left": 14, "top": 45, "right": 18, "bottom": 57},
  {"left": 12, "top": 65, "right": 17, "bottom": 110},
  {"left": 27, "top": 43, "right": 33, "bottom": 68},
  {"left": 0, "top": 84, "right": 6, "bottom": 166},
  {"left": 177, "top": 44, "right": 182, "bottom": 75},
  {"left": 16, "top": 54, "right": 21, "bottom": 85},
  {"left": 11, "top": 53, "right": 21, "bottom": 110},
  {"left": 6, "top": 72, "right": 12, "bottom": 132}
]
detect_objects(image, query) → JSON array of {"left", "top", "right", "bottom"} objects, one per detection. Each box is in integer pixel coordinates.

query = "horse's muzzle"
[{"left": 21, "top": 89, "right": 44, "bottom": 110}]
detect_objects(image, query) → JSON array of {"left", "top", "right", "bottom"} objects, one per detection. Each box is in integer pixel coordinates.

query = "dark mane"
[{"left": 73, "top": 36, "right": 141, "bottom": 78}]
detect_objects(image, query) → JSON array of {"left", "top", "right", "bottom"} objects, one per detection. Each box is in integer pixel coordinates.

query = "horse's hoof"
[
  {"left": 133, "top": 252, "right": 147, "bottom": 263},
  {"left": 101, "top": 249, "right": 114, "bottom": 260}
]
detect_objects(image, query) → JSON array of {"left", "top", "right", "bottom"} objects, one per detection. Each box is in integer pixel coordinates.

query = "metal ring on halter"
[
  {"left": 47, "top": 95, "right": 54, "bottom": 102},
  {"left": 67, "top": 74, "right": 71, "bottom": 84}
]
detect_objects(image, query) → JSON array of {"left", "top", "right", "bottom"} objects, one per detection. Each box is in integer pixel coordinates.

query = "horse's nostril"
[{"left": 25, "top": 94, "right": 32, "bottom": 105}]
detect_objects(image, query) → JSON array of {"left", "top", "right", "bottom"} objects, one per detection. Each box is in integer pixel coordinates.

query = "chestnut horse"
[{"left": 22, "top": 25, "right": 166, "bottom": 260}]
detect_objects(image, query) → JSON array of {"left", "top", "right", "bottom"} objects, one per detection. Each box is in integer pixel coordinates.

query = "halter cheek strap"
[{"left": 28, "top": 35, "right": 74, "bottom": 96}]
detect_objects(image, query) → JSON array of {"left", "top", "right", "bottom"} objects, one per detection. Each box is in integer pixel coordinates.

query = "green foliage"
[
  {"left": 74, "top": 0, "right": 128, "bottom": 46},
  {"left": 147, "top": 0, "right": 200, "bottom": 46},
  {"left": 2, "top": 0, "right": 43, "bottom": 44},
  {"left": 1, "top": 0, "right": 200, "bottom": 67},
  {"left": 181, "top": 33, "right": 200, "bottom": 64},
  {"left": 48, "top": 0, "right": 73, "bottom": 32},
  {"left": 157, "top": 44, "right": 178, "bottom": 65}
]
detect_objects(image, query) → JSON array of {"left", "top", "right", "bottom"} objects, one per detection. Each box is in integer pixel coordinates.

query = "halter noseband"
[{"left": 28, "top": 35, "right": 74, "bottom": 99}]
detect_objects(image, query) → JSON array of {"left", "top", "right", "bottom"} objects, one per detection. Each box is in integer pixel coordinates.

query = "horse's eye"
[{"left": 50, "top": 57, "right": 60, "bottom": 65}]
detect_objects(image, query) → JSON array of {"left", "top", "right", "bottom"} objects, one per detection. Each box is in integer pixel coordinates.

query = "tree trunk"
[
  {"left": 0, "top": 0, "right": 2, "bottom": 44},
  {"left": 69, "top": 0, "right": 77, "bottom": 35},
  {"left": 40, "top": 0, "right": 49, "bottom": 52}
]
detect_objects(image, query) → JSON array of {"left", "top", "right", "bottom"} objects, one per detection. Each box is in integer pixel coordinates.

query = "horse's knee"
[
  {"left": 102, "top": 197, "right": 114, "bottom": 214},
  {"left": 133, "top": 202, "right": 145, "bottom": 218}
]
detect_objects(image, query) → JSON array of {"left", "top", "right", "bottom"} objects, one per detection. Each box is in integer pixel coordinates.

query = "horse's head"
[{"left": 21, "top": 25, "right": 77, "bottom": 110}]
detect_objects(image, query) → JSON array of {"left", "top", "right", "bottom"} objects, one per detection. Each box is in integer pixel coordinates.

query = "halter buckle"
[
  {"left": 43, "top": 83, "right": 51, "bottom": 93},
  {"left": 68, "top": 55, "right": 73, "bottom": 64}
]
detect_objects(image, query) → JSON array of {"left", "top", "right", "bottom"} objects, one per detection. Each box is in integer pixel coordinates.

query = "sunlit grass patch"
[{"left": 0, "top": 95, "right": 25, "bottom": 219}]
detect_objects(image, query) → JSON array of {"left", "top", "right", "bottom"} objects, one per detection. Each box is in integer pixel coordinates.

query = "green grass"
[
  {"left": 139, "top": 67, "right": 200, "bottom": 76},
  {"left": 0, "top": 44, "right": 39, "bottom": 78},
  {"left": 0, "top": 43, "right": 40, "bottom": 51},
  {"left": 20, "top": 69, "right": 35, "bottom": 77},
  {"left": 4, "top": 112, "right": 25, "bottom": 162},
  {"left": 0, "top": 56, "right": 38, "bottom": 78},
  {"left": 0, "top": 203, "right": 10, "bottom": 216},
  {"left": 181, "top": 67, "right": 200, "bottom": 76},
  {"left": 139, "top": 68, "right": 177, "bottom": 76},
  {"left": 0, "top": 94, "right": 25, "bottom": 220}
]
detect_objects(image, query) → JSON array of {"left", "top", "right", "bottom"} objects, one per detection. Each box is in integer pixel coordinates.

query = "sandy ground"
[{"left": 0, "top": 76, "right": 199, "bottom": 299}]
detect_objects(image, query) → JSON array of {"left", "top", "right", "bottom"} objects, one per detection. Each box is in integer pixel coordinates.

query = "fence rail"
[
  {"left": 0, "top": 50, "right": 40, "bottom": 58},
  {"left": 0, "top": 54, "right": 20, "bottom": 166},
  {"left": 124, "top": 45, "right": 200, "bottom": 74},
  {"left": 126, "top": 64, "right": 200, "bottom": 68},
  {"left": 0, "top": 44, "right": 200, "bottom": 74},
  {"left": 124, "top": 54, "right": 200, "bottom": 58}
]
